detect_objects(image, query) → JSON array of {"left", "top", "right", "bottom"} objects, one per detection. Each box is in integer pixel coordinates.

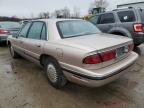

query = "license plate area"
[{"left": 116, "top": 46, "right": 128, "bottom": 58}]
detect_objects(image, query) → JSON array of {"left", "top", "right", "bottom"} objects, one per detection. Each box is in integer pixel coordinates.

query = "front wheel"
[
  {"left": 9, "top": 44, "right": 19, "bottom": 58},
  {"left": 44, "top": 57, "right": 67, "bottom": 89}
]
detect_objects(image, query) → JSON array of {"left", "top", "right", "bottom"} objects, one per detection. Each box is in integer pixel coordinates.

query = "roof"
[{"left": 118, "top": 0, "right": 144, "bottom": 7}]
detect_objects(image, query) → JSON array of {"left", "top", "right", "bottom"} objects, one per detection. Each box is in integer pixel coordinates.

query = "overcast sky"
[{"left": 0, "top": 0, "right": 138, "bottom": 18}]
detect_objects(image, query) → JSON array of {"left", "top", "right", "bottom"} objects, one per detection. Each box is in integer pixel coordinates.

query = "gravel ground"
[{"left": 0, "top": 44, "right": 144, "bottom": 108}]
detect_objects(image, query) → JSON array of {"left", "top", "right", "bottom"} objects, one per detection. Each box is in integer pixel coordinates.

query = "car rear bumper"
[
  {"left": 133, "top": 33, "right": 144, "bottom": 45},
  {"left": 62, "top": 52, "right": 138, "bottom": 87},
  {"left": 0, "top": 35, "right": 8, "bottom": 42}
]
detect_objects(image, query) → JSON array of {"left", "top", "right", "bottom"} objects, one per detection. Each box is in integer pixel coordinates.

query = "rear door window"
[
  {"left": 27, "top": 21, "right": 44, "bottom": 40},
  {"left": 117, "top": 10, "right": 136, "bottom": 22},
  {"left": 98, "top": 13, "right": 115, "bottom": 24},
  {"left": 41, "top": 24, "right": 47, "bottom": 40}
]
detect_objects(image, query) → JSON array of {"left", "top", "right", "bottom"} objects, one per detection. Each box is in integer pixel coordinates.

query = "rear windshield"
[
  {"left": 138, "top": 9, "right": 144, "bottom": 22},
  {"left": 117, "top": 10, "right": 136, "bottom": 22},
  {"left": 57, "top": 20, "right": 101, "bottom": 38},
  {"left": 0, "top": 21, "right": 20, "bottom": 29}
]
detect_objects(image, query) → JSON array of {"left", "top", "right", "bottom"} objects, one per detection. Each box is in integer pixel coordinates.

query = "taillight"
[
  {"left": 133, "top": 23, "right": 143, "bottom": 32},
  {"left": 128, "top": 43, "right": 134, "bottom": 51},
  {"left": 83, "top": 54, "right": 102, "bottom": 64},
  {"left": 100, "top": 50, "right": 116, "bottom": 62},
  {"left": 83, "top": 50, "right": 116, "bottom": 64},
  {"left": 0, "top": 29, "right": 9, "bottom": 34}
]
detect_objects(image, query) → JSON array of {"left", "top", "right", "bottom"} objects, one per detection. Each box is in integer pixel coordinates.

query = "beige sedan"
[{"left": 7, "top": 19, "right": 138, "bottom": 89}]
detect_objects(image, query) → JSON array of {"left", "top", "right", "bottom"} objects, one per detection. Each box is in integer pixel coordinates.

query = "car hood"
[{"left": 54, "top": 33, "right": 132, "bottom": 51}]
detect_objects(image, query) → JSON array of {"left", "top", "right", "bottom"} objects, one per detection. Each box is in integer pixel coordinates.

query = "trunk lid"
[
  {"left": 57, "top": 33, "right": 132, "bottom": 51},
  {"left": 56, "top": 33, "right": 133, "bottom": 69}
]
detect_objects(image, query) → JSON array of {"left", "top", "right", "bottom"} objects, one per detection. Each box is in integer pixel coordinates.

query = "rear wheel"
[
  {"left": 112, "top": 32, "right": 125, "bottom": 37},
  {"left": 9, "top": 44, "right": 19, "bottom": 58},
  {"left": 134, "top": 44, "right": 140, "bottom": 47},
  {"left": 44, "top": 57, "right": 67, "bottom": 89}
]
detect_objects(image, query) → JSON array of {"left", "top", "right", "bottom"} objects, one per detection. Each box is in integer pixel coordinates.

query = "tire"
[
  {"left": 9, "top": 44, "right": 19, "bottom": 58},
  {"left": 44, "top": 57, "right": 67, "bottom": 89},
  {"left": 134, "top": 44, "right": 140, "bottom": 47}
]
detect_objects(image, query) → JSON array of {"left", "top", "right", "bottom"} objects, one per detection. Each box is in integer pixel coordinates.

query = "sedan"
[
  {"left": 7, "top": 19, "right": 138, "bottom": 89},
  {"left": 0, "top": 21, "right": 20, "bottom": 42}
]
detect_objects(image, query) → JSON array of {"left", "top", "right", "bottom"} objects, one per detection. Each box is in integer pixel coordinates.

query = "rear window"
[
  {"left": 57, "top": 20, "right": 101, "bottom": 38},
  {"left": 117, "top": 11, "right": 136, "bottom": 22},
  {"left": 89, "top": 15, "right": 99, "bottom": 25}
]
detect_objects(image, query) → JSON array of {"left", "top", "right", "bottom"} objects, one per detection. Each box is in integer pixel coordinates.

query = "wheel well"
[
  {"left": 7, "top": 41, "right": 11, "bottom": 46},
  {"left": 40, "top": 54, "right": 57, "bottom": 67},
  {"left": 111, "top": 32, "right": 125, "bottom": 36}
]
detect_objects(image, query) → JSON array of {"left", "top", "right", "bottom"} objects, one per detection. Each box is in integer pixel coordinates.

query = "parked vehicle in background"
[
  {"left": 117, "top": 1, "right": 144, "bottom": 9},
  {"left": 7, "top": 19, "right": 138, "bottom": 89},
  {"left": 20, "top": 20, "right": 29, "bottom": 26},
  {"left": 0, "top": 21, "right": 20, "bottom": 42},
  {"left": 88, "top": 7, "right": 144, "bottom": 46}
]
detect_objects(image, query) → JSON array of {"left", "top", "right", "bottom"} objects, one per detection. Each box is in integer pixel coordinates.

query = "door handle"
[
  {"left": 36, "top": 44, "right": 41, "bottom": 47},
  {"left": 20, "top": 41, "right": 23, "bottom": 44}
]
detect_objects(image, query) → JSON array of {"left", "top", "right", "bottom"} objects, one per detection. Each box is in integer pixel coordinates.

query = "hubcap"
[
  {"left": 47, "top": 64, "right": 57, "bottom": 83},
  {"left": 10, "top": 46, "right": 14, "bottom": 57}
]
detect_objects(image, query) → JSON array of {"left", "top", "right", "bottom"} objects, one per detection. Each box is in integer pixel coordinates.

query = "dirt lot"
[{"left": 0, "top": 44, "right": 144, "bottom": 108}]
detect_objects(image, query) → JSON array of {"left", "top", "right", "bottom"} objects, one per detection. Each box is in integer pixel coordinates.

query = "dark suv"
[{"left": 88, "top": 7, "right": 144, "bottom": 46}]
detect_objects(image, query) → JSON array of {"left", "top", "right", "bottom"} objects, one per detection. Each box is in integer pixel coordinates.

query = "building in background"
[{"left": 117, "top": 1, "right": 144, "bottom": 9}]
